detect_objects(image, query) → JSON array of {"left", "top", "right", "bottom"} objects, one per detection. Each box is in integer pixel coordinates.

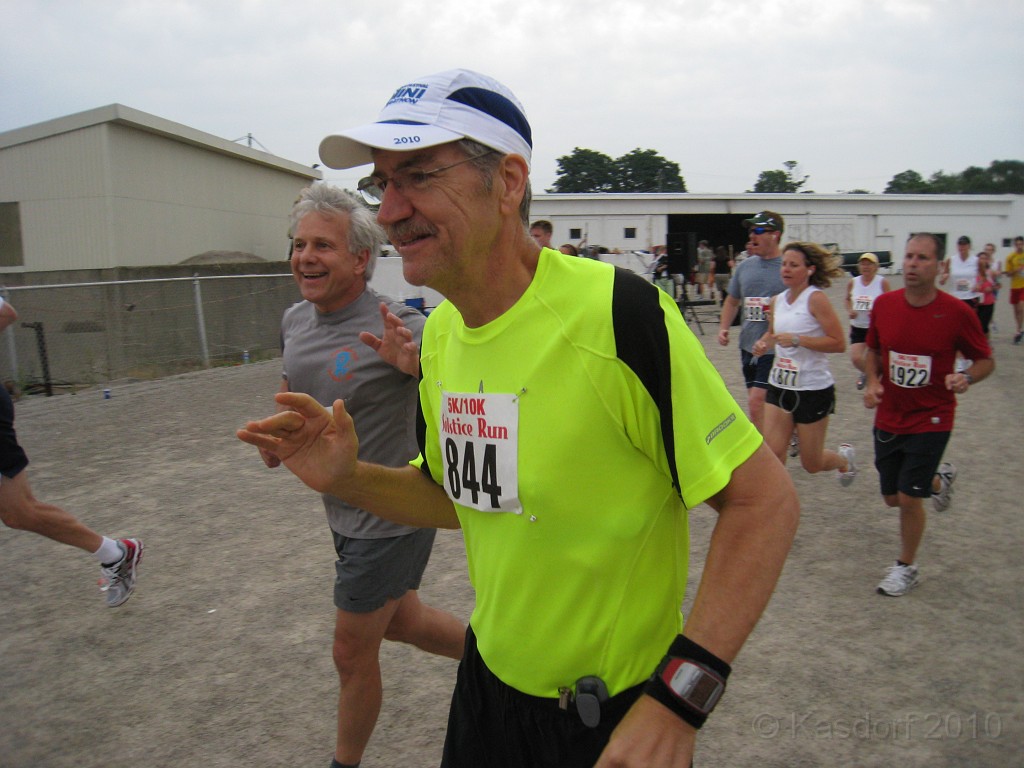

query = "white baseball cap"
[{"left": 319, "top": 69, "right": 533, "bottom": 170}]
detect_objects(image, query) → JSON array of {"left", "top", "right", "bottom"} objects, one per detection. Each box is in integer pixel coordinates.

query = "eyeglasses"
[
  {"left": 750, "top": 227, "right": 775, "bottom": 235},
  {"left": 356, "top": 150, "right": 495, "bottom": 205}
]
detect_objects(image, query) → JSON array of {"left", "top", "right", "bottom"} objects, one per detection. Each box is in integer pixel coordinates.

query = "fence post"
[
  {"left": 22, "top": 321, "right": 53, "bottom": 396},
  {"left": 1, "top": 288, "right": 17, "bottom": 381},
  {"left": 193, "top": 274, "right": 211, "bottom": 368}
]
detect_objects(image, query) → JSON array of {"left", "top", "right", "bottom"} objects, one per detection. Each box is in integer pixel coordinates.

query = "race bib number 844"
[{"left": 440, "top": 391, "right": 522, "bottom": 514}]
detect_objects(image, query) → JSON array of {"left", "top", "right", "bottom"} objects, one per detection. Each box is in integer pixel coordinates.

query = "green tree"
[
  {"left": 749, "top": 160, "right": 808, "bottom": 193},
  {"left": 987, "top": 160, "right": 1024, "bottom": 193},
  {"left": 884, "top": 161, "right": 1024, "bottom": 194},
  {"left": 884, "top": 170, "right": 930, "bottom": 194},
  {"left": 926, "top": 170, "right": 961, "bottom": 194},
  {"left": 549, "top": 148, "right": 617, "bottom": 192},
  {"left": 614, "top": 148, "right": 686, "bottom": 192},
  {"left": 549, "top": 147, "right": 685, "bottom": 193}
]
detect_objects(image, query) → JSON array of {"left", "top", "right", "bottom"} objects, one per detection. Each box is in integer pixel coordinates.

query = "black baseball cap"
[{"left": 742, "top": 212, "right": 784, "bottom": 231}]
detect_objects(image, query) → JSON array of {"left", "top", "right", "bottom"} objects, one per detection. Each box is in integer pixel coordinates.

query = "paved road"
[{"left": 2, "top": 277, "right": 1020, "bottom": 767}]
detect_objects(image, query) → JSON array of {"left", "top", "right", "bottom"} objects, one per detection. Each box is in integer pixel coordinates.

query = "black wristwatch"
[
  {"left": 963, "top": 372, "right": 974, "bottom": 385},
  {"left": 654, "top": 657, "right": 726, "bottom": 716}
]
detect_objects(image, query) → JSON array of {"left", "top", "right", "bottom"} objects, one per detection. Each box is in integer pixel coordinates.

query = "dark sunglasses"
[{"left": 750, "top": 227, "right": 775, "bottom": 235}]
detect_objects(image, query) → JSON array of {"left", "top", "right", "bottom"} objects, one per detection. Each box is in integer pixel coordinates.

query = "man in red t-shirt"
[{"left": 864, "top": 233, "right": 994, "bottom": 597}]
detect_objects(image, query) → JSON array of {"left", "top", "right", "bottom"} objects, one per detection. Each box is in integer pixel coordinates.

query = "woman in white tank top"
[
  {"left": 844, "top": 253, "right": 891, "bottom": 389},
  {"left": 753, "top": 242, "right": 856, "bottom": 485}
]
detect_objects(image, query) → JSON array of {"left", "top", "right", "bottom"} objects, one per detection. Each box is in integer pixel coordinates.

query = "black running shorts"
[{"left": 0, "top": 387, "right": 28, "bottom": 479}]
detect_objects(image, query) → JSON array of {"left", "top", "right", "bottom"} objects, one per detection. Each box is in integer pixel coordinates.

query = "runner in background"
[
  {"left": 717, "top": 212, "right": 786, "bottom": 434},
  {"left": 864, "top": 233, "right": 994, "bottom": 597},
  {"left": 844, "top": 253, "right": 891, "bottom": 390},
  {"left": 1004, "top": 236, "right": 1024, "bottom": 344},
  {"left": 0, "top": 298, "right": 143, "bottom": 607},
  {"left": 973, "top": 250, "right": 997, "bottom": 338},
  {"left": 753, "top": 242, "right": 855, "bottom": 485}
]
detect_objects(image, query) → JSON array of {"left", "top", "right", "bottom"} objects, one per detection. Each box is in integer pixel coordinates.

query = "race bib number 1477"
[{"left": 440, "top": 391, "right": 522, "bottom": 514}]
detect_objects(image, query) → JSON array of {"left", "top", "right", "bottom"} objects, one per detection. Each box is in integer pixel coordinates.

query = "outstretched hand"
[
  {"left": 236, "top": 392, "right": 359, "bottom": 496},
  {"left": 360, "top": 302, "right": 420, "bottom": 377}
]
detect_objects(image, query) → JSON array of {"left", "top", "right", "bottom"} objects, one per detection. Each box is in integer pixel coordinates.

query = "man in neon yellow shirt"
[
  {"left": 239, "top": 69, "right": 799, "bottom": 768},
  {"left": 1005, "top": 236, "right": 1024, "bottom": 343}
]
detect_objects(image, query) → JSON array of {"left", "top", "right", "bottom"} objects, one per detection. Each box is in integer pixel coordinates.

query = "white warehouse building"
[{"left": 526, "top": 192, "right": 1024, "bottom": 272}]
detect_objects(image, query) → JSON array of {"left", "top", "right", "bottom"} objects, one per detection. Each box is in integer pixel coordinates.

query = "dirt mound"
[{"left": 179, "top": 250, "right": 267, "bottom": 265}]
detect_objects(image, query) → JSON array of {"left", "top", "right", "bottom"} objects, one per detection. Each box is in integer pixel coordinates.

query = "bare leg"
[
  {"left": 762, "top": 404, "right": 794, "bottom": 465},
  {"left": 882, "top": 492, "right": 927, "bottom": 564},
  {"left": 747, "top": 387, "right": 768, "bottom": 435},
  {"left": 0, "top": 471, "right": 102, "bottom": 553},
  {"left": 795, "top": 418, "right": 847, "bottom": 475},
  {"left": 333, "top": 590, "right": 464, "bottom": 765},
  {"left": 849, "top": 342, "right": 867, "bottom": 373}
]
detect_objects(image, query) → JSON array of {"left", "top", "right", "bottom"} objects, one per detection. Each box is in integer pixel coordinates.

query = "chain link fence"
[{"left": 1, "top": 273, "right": 299, "bottom": 396}]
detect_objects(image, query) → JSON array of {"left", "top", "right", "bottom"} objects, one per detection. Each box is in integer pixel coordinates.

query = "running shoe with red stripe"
[{"left": 99, "top": 538, "right": 144, "bottom": 607}]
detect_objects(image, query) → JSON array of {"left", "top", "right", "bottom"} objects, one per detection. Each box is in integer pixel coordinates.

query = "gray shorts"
[{"left": 331, "top": 527, "right": 437, "bottom": 613}]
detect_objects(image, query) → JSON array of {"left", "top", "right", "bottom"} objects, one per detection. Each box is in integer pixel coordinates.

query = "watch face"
[{"left": 662, "top": 659, "right": 725, "bottom": 714}]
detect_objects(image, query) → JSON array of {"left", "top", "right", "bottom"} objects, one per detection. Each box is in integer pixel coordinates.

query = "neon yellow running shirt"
[{"left": 416, "top": 248, "right": 761, "bottom": 697}]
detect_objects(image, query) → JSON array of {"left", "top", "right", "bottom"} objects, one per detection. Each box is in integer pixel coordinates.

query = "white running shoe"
[
  {"left": 837, "top": 443, "right": 857, "bottom": 487},
  {"left": 877, "top": 562, "right": 919, "bottom": 596},
  {"left": 99, "top": 538, "right": 144, "bottom": 607},
  {"left": 932, "top": 462, "right": 957, "bottom": 512},
  {"left": 788, "top": 431, "right": 800, "bottom": 458},
  {"left": 856, "top": 373, "right": 866, "bottom": 390}
]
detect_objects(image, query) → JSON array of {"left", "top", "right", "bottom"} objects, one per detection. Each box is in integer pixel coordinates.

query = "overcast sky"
[{"left": 2, "top": 0, "right": 1021, "bottom": 195}]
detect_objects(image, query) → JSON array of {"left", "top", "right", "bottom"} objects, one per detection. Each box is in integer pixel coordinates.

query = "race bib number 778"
[{"left": 440, "top": 391, "right": 522, "bottom": 514}]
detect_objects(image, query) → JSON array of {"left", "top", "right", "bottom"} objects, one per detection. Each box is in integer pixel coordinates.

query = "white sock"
[{"left": 94, "top": 537, "right": 123, "bottom": 565}]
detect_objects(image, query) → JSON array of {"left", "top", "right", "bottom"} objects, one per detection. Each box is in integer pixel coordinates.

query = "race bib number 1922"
[{"left": 889, "top": 352, "right": 932, "bottom": 388}]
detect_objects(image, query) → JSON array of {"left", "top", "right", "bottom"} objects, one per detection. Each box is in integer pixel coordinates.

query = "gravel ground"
[{"left": 1, "top": 276, "right": 1020, "bottom": 767}]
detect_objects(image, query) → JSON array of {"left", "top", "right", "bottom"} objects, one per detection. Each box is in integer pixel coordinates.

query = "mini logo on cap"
[{"left": 387, "top": 84, "right": 429, "bottom": 107}]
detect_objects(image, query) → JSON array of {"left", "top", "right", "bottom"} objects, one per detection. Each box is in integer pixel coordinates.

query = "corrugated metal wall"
[
  {"left": 0, "top": 123, "right": 315, "bottom": 272},
  {"left": 0, "top": 125, "right": 114, "bottom": 271},
  {"left": 106, "top": 126, "right": 306, "bottom": 266}
]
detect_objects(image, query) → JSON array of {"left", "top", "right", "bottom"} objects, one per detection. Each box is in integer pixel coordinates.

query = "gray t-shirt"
[
  {"left": 281, "top": 288, "right": 426, "bottom": 538},
  {"left": 727, "top": 255, "right": 784, "bottom": 353}
]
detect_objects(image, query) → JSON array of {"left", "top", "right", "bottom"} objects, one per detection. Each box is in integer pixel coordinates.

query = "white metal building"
[
  {"left": 528, "top": 192, "right": 1024, "bottom": 266},
  {"left": 0, "top": 104, "right": 321, "bottom": 273}
]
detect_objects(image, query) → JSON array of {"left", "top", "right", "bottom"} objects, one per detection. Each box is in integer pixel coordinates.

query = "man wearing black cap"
[
  {"left": 717, "top": 212, "right": 786, "bottom": 433},
  {"left": 239, "top": 69, "right": 798, "bottom": 768}
]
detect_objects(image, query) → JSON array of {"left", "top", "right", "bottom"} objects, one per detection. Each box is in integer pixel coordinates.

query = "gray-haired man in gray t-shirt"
[{"left": 258, "top": 183, "right": 465, "bottom": 768}]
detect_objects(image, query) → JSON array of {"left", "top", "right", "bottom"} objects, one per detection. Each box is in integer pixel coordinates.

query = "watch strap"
[{"left": 642, "top": 636, "right": 731, "bottom": 729}]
